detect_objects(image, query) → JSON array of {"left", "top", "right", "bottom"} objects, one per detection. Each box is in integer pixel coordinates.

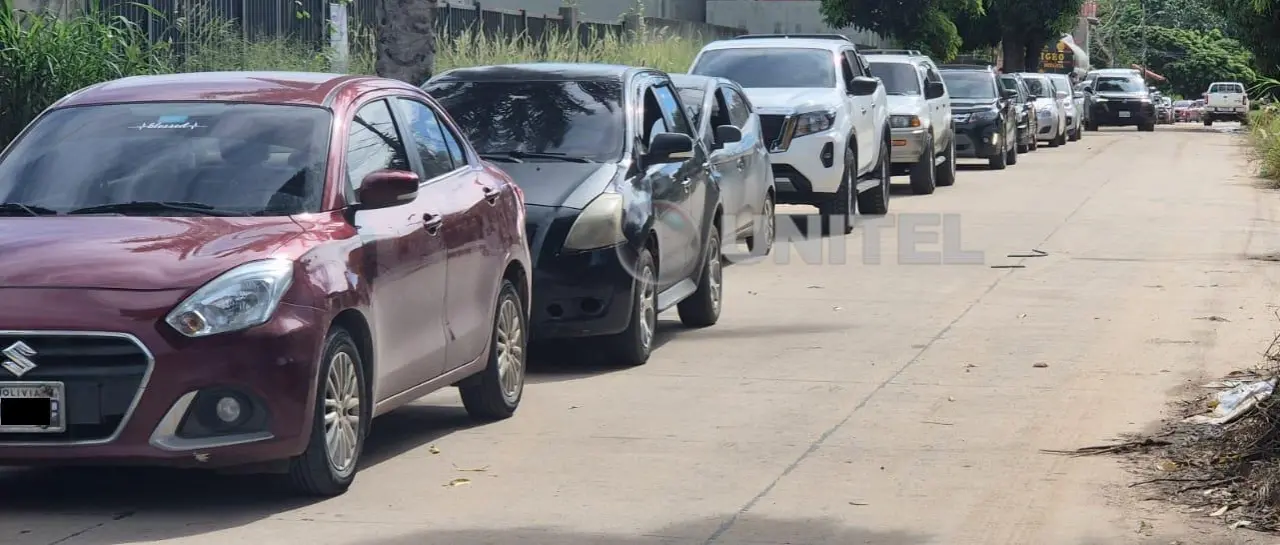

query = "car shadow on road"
[{"left": 353, "top": 515, "right": 932, "bottom": 545}]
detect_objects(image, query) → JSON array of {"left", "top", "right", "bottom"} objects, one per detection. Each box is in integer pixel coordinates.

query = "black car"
[
  {"left": 1081, "top": 73, "right": 1156, "bottom": 131},
  {"left": 999, "top": 73, "right": 1039, "bottom": 153},
  {"left": 425, "top": 64, "right": 724, "bottom": 366},
  {"left": 938, "top": 65, "right": 1019, "bottom": 169}
]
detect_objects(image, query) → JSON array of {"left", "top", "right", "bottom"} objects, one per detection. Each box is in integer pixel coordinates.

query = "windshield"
[
  {"left": 1024, "top": 77, "right": 1054, "bottom": 98},
  {"left": 677, "top": 86, "right": 707, "bottom": 125},
  {"left": 692, "top": 48, "right": 836, "bottom": 89},
  {"left": 1048, "top": 76, "right": 1070, "bottom": 93},
  {"left": 939, "top": 71, "right": 997, "bottom": 99},
  {"left": 0, "top": 103, "right": 330, "bottom": 216},
  {"left": 867, "top": 62, "right": 920, "bottom": 96},
  {"left": 427, "top": 79, "right": 625, "bottom": 162},
  {"left": 1209, "top": 83, "right": 1245, "bottom": 94},
  {"left": 1096, "top": 76, "right": 1146, "bottom": 93}
]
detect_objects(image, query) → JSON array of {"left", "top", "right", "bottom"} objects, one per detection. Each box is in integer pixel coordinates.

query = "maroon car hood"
[{"left": 0, "top": 216, "right": 305, "bottom": 290}]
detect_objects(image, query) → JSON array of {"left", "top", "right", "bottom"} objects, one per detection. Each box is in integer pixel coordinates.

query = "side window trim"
[
  {"left": 393, "top": 96, "right": 469, "bottom": 184},
  {"left": 653, "top": 81, "right": 697, "bottom": 138}
]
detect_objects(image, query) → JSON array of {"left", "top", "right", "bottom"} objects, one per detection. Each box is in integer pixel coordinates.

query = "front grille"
[
  {"left": 758, "top": 114, "right": 787, "bottom": 149},
  {"left": 0, "top": 333, "right": 150, "bottom": 443}
]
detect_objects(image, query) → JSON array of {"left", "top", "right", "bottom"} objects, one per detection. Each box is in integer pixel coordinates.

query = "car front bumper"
[
  {"left": 528, "top": 245, "right": 638, "bottom": 340},
  {"left": 953, "top": 118, "right": 1002, "bottom": 158},
  {"left": 1090, "top": 101, "right": 1156, "bottom": 126},
  {"left": 0, "top": 289, "right": 324, "bottom": 468},
  {"left": 890, "top": 127, "right": 928, "bottom": 164},
  {"left": 764, "top": 127, "right": 847, "bottom": 204}
]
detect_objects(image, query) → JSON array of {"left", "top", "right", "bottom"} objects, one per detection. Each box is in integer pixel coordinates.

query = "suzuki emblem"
[{"left": 1, "top": 341, "right": 38, "bottom": 378}]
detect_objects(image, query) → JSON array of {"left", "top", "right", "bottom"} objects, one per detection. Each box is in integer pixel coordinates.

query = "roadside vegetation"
[
  {"left": 1249, "top": 100, "right": 1280, "bottom": 183},
  {"left": 0, "top": 0, "right": 701, "bottom": 146}
]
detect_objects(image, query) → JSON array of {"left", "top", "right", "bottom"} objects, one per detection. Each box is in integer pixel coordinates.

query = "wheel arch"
[{"left": 330, "top": 309, "right": 374, "bottom": 401}]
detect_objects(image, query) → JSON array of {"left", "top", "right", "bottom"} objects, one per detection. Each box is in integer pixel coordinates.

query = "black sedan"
[
  {"left": 426, "top": 64, "right": 725, "bottom": 366},
  {"left": 938, "top": 65, "right": 1019, "bottom": 170},
  {"left": 999, "top": 73, "right": 1039, "bottom": 153}
]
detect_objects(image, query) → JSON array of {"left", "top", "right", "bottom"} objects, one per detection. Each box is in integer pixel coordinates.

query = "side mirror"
[
  {"left": 1081, "top": 85, "right": 1092, "bottom": 94},
  {"left": 924, "top": 81, "right": 946, "bottom": 100},
  {"left": 847, "top": 76, "right": 879, "bottom": 97},
  {"left": 355, "top": 169, "right": 419, "bottom": 210},
  {"left": 645, "top": 132, "right": 695, "bottom": 164},
  {"left": 715, "top": 125, "right": 742, "bottom": 145},
  {"left": 1073, "top": 91, "right": 1084, "bottom": 99},
  {"left": 1001, "top": 88, "right": 1019, "bottom": 100},
  {"left": 1055, "top": 90, "right": 1069, "bottom": 99}
]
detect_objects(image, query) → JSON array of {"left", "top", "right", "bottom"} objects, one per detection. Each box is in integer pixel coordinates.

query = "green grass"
[
  {"left": 0, "top": 3, "right": 705, "bottom": 146},
  {"left": 1248, "top": 105, "right": 1280, "bottom": 184}
]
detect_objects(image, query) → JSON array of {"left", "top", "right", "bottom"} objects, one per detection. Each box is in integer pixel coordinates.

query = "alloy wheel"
[
  {"left": 323, "top": 351, "right": 361, "bottom": 477},
  {"left": 761, "top": 200, "right": 776, "bottom": 251},
  {"left": 708, "top": 239, "right": 723, "bottom": 314},
  {"left": 638, "top": 266, "right": 656, "bottom": 351},
  {"left": 495, "top": 297, "right": 525, "bottom": 402}
]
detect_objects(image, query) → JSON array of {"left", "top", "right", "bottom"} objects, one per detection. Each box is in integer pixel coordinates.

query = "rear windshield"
[
  {"left": 692, "top": 48, "right": 836, "bottom": 89},
  {"left": 867, "top": 61, "right": 921, "bottom": 96},
  {"left": 1023, "top": 77, "right": 1054, "bottom": 98},
  {"left": 0, "top": 103, "right": 331, "bottom": 216},
  {"left": 1209, "top": 83, "right": 1245, "bottom": 94},
  {"left": 940, "top": 71, "right": 998, "bottom": 99},
  {"left": 427, "top": 79, "right": 626, "bottom": 163}
]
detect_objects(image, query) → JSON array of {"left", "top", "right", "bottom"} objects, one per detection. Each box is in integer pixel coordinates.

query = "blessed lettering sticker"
[{"left": 129, "top": 115, "right": 205, "bottom": 131}]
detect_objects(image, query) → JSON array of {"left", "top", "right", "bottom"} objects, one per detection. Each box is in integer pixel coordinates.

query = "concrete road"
[{"left": 5, "top": 124, "right": 1280, "bottom": 545}]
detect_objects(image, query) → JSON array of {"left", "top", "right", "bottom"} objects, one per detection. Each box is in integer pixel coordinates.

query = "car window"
[
  {"left": 653, "top": 84, "right": 695, "bottom": 138},
  {"left": 427, "top": 79, "right": 626, "bottom": 162},
  {"left": 724, "top": 87, "right": 752, "bottom": 128},
  {"left": 347, "top": 100, "right": 412, "bottom": 189},
  {"left": 1024, "top": 77, "right": 1054, "bottom": 98},
  {"left": 1209, "top": 83, "right": 1245, "bottom": 94},
  {"left": 692, "top": 47, "right": 836, "bottom": 89},
  {"left": 925, "top": 67, "right": 943, "bottom": 84},
  {"left": 939, "top": 71, "right": 997, "bottom": 99},
  {"left": 0, "top": 102, "right": 331, "bottom": 215},
  {"left": 677, "top": 86, "right": 707, "bottom": 125},
  {"left": 396, "top": 98, "right": 456, "bottom": 179},
  {"left": 843, "top": 51, "right": 867, "bottom": 78},
  {"left": 641, "top": 87, "right": 669, "bottom": 147},
  {"left": 868, "top": 61, "right": 921, "bottom": 96},
  {"left": 439, "top": 120, "right": 468, "bottom": 167}
]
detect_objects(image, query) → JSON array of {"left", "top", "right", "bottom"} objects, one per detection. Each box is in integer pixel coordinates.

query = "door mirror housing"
[
  {"left": 1001, "top": 88, "right": 1019, "bottom": 100},
  {"left": 847, "top": 76, "right": 880, "bottom": 96},
  {"left": 714, "top": 125, "right": 742, "bottom": 145},
  {"left": 645, "top": 132, "right": 696, "bottom": 164},
  {"left": 1081, "top": 84, "right": 1092, "bottom": 94},
  {"left": 355, "top": 169, "right": 420, "bottom": 210},
  {"left": 924, "top": 81, "right": 946, "bottom": 99}
]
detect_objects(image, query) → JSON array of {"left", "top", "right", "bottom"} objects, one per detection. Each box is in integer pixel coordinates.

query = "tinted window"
[
  {"left": 348, "top": 100, "right": 412, "bottom": 190},
  {"left": 653, "top": 84, "right": 695, "bottom": 138},
  {"left": 939, "top": 71, "right": 997, "bottom": 99},
  {"left": 1024, "top": 77, "right": 1054, "bottom": 98},
  {"left": 692, "top": 48, "right": 836, "bottom": 89},
  {"left": 426, "top": 79, "right": 625, "bottom": 162},
  {"left": 440, "top": 121, "right": 468, "bottom": 167},
  {"left": 725, "top": 88, "right": 751, "bottom": 128},
  {"left": 1095, "top": 76, "right": 1146, "bottom": 93},
  {"left": 925, "top": 67, "right": 943, "bottom": 83},
  {"left": 0, "top": 103, "right": 331, "bottom": 215},
  {"left": 1209, "top": 83, "right": 1245, "bottom": 94},
  {"left": 677, "top": 86, "right": 707, "bottom": 125},
  {"left": 397, "top": 99, "right": 456, "bottom": 179},
  {"left": 868, "top": 61, "right": 920, "bottom": 96}
]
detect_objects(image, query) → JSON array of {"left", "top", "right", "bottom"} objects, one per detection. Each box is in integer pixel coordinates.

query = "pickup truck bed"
[{"left": 1204, "top": 82, "right": 1249, "bottom": 126}]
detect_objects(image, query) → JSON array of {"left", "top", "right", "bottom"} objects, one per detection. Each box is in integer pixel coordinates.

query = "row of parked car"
[{"left": 0, "top": 34, "right": 1158, "bottom": 497}]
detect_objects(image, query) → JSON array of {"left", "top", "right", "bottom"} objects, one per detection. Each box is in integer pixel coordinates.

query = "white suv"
[
  {"left": 863, "top": 50, "right": 956, "bottom": 195},
  {"left": 689, "top": 35, "right": 891, "bottom": 234}
]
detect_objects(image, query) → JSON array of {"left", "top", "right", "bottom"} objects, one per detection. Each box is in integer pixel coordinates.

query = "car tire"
[
  {"left": 935, "top": 136, "right": 956, "bottom": 187},
  {"left": 288, "top": 327, "right": 369, "bottom": 497},
  {"left": 677, "top": 224, "right": 723, "bottom": 328},
  {"left": 745, "top": 193, "right": 775, "bottom": 257},
  {"left": 1005, "top": 138, "right": 1018, "bottom": 166},
  {"left": 857, "top": 140, "right": 891, "bottom": 215},
  {"left": 1204, "top": 118, "right": 1213, "bottom": 127},
  {"left": 604, "top": 247, "right": 657, "bottom": 366},
  {"left": 1069, "top": 126, "right": 1081, "bottom": 141},
  {"left": 1016, "top": 140, "right": 1028, "bottom": 154},
  {"left": 459, "top": 280, "right": 526, "bottom": 421},
  {"left": 818, "top": 145, "right": 855, "bottom": 234},
  {"left": 988, "top": 141, "right": 1008, "bottom": 170},
  {"left": 1053, "top": 128, "right": 1068, "bottom": 146},
  {"left": 909, "top": 135, "right": 936, "bottom": 195}
]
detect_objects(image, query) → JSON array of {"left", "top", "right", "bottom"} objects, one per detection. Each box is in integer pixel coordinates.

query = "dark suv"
[
  {"left": 1081, "top": 73, "right": 1157, "bottom": 131},
  {"left": 938, "top": 65, "right": 1019, "bottom": 170}
]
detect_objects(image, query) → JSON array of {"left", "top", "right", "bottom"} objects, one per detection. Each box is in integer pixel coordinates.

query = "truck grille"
[{"left": 0, "top": 332, "right": 151, "bottom": 443}]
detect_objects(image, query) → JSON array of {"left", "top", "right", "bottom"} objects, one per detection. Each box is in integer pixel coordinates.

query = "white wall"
[
  {"left": 705, "top": 0, "right": 890, "bottom": 48},
  {"left": 474, "top": 0, "right": 707, "bottom": 22}
]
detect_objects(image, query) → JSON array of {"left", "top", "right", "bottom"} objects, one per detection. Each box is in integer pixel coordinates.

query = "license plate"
[
  {"left": 0, "top": 382, "right": 65, "bottom": 433},
  {"left": 1118, "top": 111, "right": 1131, "bottom": 118}
]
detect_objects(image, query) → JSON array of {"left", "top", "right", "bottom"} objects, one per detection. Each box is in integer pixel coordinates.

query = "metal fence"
[{"left": 90, "top": 0, "right": 744, "bottom": 51}]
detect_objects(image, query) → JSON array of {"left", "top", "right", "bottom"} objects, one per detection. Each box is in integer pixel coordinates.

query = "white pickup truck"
[{"left": 1203, "top": 81, "right": 1249, "bottom": 126}]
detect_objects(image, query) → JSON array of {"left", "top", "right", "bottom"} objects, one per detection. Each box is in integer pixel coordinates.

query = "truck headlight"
[
  {"left": 563, "top": 192, "right": 626, "bottom": 251},
  {"left": 166, "top": 259, "right": 295, "bottom": 338},
  {"left": 890, "top": 115, "right": 922, "bottom": 128},
  {"left": 972, "top": 109, "right": 999, "bottom": 122},
  {"left": 792, "top": 110, "right": 836, "bottom": 137}
]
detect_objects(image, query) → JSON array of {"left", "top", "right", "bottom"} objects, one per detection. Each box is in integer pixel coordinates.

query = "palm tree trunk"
[{"left": 376, "top": 0, "right": 436, "bottom": 85}]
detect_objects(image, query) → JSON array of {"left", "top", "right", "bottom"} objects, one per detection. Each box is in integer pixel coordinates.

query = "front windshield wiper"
[
  {"left": 496, "top": 151, "right": 594, "bottom": 164},
  {"left": 67, "top": 201, "right": 250, "bottom": 217},
  {"left": 479, "top": 153, "right": 524, "bottom": 163},
  {"left": 0, "top": 203, "right": 58, "bottom": 217}
]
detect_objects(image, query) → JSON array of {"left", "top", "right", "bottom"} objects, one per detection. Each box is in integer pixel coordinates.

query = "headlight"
[
  {"left": 792, "top": 110, "right": 836, "bottom": 138},
  {"left": 1094, "top": 97, "right": 1108, "bottom": 103},
  {"left": 563, "top": 192, "right": 626, "bottom": 251},
  {"left": 972, "top": 109, "right": 999, "bottom": 122},
  {"left": 166, "top": 259, "right": 295, "bottom": 338},
  {"left": 890, "top": 115, "right": 922, "bottom": 129}
]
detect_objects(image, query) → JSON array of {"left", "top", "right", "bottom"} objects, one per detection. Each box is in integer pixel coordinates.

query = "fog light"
[{"left": 215, "top": 396, "right": 242, "bottom": 423}]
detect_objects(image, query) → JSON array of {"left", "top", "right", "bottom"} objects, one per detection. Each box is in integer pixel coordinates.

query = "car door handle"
[
  {"left": 422, "top": 213, "right": 443, "bottom": 235},
  {"left": 736, "top": 157, "right": 746, "bottom": 170},
  {"left": 680, "top": 177, "right": 692, "bottom": 186},
  {"left": 482, "top": 186, "right": 500, "bottom": 205}
]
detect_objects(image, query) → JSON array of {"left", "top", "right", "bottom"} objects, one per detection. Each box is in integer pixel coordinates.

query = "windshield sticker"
[{"left": 129, "top": 116, "right": 204, "bottom": 131}]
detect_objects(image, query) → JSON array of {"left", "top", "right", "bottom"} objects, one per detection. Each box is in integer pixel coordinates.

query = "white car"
[
  {"left": 1046, "top": 73, "right": 1082, "bottom": 142},
  {"left": 1203, "top": 81, "right": 1249, "bottom": 126},
  {"left": 863, "top": 50, "right": 956, "bottom": 195},
  {"left": 1019, "top": 73, "right": 1068, "bottom": 147},
  {"left": 689, "top": 35, "right": 891, "bottom": 234}
]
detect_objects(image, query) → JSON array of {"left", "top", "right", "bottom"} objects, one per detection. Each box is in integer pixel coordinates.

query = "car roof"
[
  {"left": 865, "top": 54, "right": 920, "bottom": 65},
  {"left": 54, "top": 71, "right": 389, "bottom": 108},
  {"left": 700, "top": 37, "right": 848, "bottom": 52},
  {"left": 939, "top": 64, "right": 995, "bottom": 72},
  {"left": 430, "top": 63, "right": 642, "bottom": 83}
]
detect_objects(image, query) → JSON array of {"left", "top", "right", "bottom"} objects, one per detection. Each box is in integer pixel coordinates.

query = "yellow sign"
[{"left": 1039, "top": 42, "right": 1073, "bottom": 73}]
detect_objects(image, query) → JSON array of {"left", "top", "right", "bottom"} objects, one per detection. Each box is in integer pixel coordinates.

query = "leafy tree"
[
  {"left": 1205, "top": 0, "right": 1280, "bottom": 76},
  {"left": 1115, "top": 26, "right": 1254, "bottom": 96},
  {"left": 819, "top": 0, "right": 976, "bottom": 61}
]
